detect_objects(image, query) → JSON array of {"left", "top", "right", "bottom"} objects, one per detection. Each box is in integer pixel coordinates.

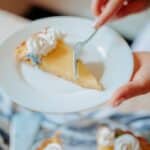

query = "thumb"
[
  {"left": 110, "top": 81, "right": 146, "bottom": 106},
  {"left": 94, "top": 0, "right": 124, "bottom": 28}
]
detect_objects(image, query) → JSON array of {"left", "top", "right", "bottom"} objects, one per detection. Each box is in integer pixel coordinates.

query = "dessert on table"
[
  {"left": 97, "top": 126, "right": 115, "bottom": 150},
  {"left": 35, "top": 127, "right": 150, "bottom": 150},
  {"left": 36, "top": 133, "right": 63, "bottom": 150},
  {"left": 97, "top": 126, "right": 150, "bottom": 150},
  {"left": 16, "top": 27, "right": 102, "bottom": 90}
]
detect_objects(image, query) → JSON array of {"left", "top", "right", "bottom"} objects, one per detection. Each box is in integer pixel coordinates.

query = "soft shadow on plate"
[{"left": 86, "top": 62, "right": 104, "bottom": 82}]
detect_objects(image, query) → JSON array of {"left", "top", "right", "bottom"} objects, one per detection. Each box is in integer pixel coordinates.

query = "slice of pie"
[{"left": 16, "top": 39, "right": 102, "bottom": 90}]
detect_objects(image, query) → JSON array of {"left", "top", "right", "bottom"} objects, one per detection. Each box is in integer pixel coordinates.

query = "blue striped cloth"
[{"left": 0, "top": 89, "right": 150, "bottom": 150}]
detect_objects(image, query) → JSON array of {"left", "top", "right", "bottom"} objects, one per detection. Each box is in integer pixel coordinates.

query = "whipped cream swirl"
[
  {"left": 97, "top": 127, "right": 115, "bottom": 146},
  {"left": 44, "top": 143, "right": 63, "bottom": 150},
  {"left": 115, "top": 134, "right": 141, "bottom": 150},
  {"left": 26, "top": 27, "right": 65, "bottom": 64}
]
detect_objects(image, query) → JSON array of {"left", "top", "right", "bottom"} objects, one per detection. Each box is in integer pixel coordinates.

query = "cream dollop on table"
[
  {"left": 44, "top": 143, "right": 63, "bottom": 150},
  {"left": 97, "top": 127, "right": 115, "bottom": 146},
  {"left": 115, "top": 134, "right": 141, "bottom": 150}
]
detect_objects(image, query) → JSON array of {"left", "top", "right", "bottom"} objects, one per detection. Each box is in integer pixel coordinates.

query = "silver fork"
[{"left": 73, "top": 29, "right": 98, "bottom": 79}]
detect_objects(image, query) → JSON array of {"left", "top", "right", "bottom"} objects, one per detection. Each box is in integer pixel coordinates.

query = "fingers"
[
  {"left": 94, "top": 0, "right": 124, "bottom": 29},
  {"left": 109, "top": 52, "right": 150, "bottom": 107},
  {"left": 110, "top": 80, "right": 148, "bottom": 107},
  {"left": 92, "top": 0, "right": 150, "bottom": 28},
  {"left": 91, "top": 0, "right": 107, "bottom": 16},
  {"left": 117, "top": 0, "right": 150, "bottom": 18}
]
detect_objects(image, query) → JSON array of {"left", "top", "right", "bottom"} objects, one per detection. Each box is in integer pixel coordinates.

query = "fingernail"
[
  {"left": 112, "top": 98, "right": 126, "bottom": 107},
  {"left": 93, "top": 18, "right": 102, "bottom": 29},
  {"left": 113, "top": 101, "right": 121, "bottom": 107},
  {"left": 92, "top": 21, "right": 99, "bottom": 29}
]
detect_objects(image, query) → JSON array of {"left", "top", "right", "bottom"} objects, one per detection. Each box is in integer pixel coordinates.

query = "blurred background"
[{"left": 0, "top": 0, "right": 150, "bottom": 40}]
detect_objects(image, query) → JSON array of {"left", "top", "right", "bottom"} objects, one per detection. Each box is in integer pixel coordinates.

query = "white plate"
[{"left": 0, "top": 17, "right": 133, "bottom": 113}]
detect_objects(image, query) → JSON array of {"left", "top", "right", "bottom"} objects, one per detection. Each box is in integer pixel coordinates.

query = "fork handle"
[{"left": 82, "top": 29, "right": 98, "bottom": 46}]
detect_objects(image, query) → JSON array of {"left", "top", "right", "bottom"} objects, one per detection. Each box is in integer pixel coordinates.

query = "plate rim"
[{"left": 0, "top": 16, "right": 134, "bottom": 114}]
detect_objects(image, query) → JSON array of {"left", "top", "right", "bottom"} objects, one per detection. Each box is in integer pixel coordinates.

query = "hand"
[
  {"left": 110, "top": 52, "right": 150, "bottom": 106},
  {"left": 92, "top": 0, "right": 150, "bottom": 28}
]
